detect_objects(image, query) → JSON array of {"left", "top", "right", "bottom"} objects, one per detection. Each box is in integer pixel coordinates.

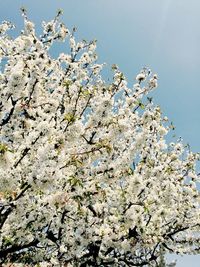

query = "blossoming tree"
[{"left": 0, "top": 9, "right": 200, "bottom": 266}]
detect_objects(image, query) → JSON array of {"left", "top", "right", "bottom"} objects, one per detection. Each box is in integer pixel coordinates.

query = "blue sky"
[{"left": 1, "top": 0, "right": 200, "bottom": 265}]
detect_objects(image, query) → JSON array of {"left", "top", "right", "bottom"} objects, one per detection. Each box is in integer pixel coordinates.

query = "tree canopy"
[{"left": 0, "top": 9, "right": 199, "bottom": 266}]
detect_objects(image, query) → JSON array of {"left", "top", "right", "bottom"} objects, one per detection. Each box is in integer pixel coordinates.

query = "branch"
[
  {"left": 81, "top": 131, "right": 96, "bottom": 145},
  {"left": 0, "top": 203, "right": 15, "bottom": 229},
  {"left": 0, "top": 184, "right": 31, "bottom": 231},
  {"left": 79, "top": 94, "right": 92, "bottom": 118},
  {"left": 166, "top": 226, "right": 189, "bottom": 240},
  {"left": 27, "top": 79, "right": 38, "bottom": 104},
  {"left": 14, "top": 132, "right": 43, "bottom": 167},
  {"left": 58, "top": 209, "right": 68, "bottom": 241},
  {"left": 0, "top": 97, "right": 19, "bottom": 126},
  {"left": 14, "top": 183, "right": 31, "bottom": 201},
  {"left": 14, "top": 147, "right": 30, "bottom": 168},
  {"left": 0, "top": 239, "right": 39, "bottom": 259},
  {"left": 162, "top": 243, "right": 174, "bottom": 252}
]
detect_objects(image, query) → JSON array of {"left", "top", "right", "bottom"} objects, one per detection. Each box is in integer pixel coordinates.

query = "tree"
[{"left": 0, "top": 9, "right": 200, "bottom": 266}]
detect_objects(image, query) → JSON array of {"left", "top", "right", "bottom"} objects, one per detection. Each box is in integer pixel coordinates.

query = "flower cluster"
[{"left": 0, "top": 9, "right": 199, "bottom": 267}]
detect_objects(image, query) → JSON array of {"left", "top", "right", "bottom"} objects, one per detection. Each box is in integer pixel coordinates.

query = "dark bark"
[{"left": 0, "top": 239, "right": 39, "bottom": 259}]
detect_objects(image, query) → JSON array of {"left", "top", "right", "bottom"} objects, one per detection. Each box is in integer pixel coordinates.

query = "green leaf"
[
  {"left": 0, "top": 143, "right": 8, "bottom": 154},
  {"left": 63, "top": 80, "right": 73, "bottom": 88},
  {"left": 63, "top": 113, "right": 76, "bottom": 123}
]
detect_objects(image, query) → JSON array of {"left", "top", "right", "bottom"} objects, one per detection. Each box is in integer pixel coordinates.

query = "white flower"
[
  {"left": 121, "top": 239, "right": 130, "bottom": 251},
  {"left": 88, "top": 42, "right": 96, "bottom": 53},
  {"left": 149, "top": 76, "right": 158, "bottom": 88},
  {"left": 136, "top": 73, "right": 145, "bottom": 82},
  {"left": 25, "top": 20, "right": 35, "bottom": 34},
  {"left": 59, "top": 23, "right": 69, "bottom": 41},
  {"left": 158, "top": 125, "right": 168, "bottom": 136},
  {"left": 69, "top": 37, "right": 76, "bottom": 49}
]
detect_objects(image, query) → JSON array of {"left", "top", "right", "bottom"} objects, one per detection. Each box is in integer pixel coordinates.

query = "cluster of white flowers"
[{"left": 0, "top": 9, "right": 200, "bottom": 267}]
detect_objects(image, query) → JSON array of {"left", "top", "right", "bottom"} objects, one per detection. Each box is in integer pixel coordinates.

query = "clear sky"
[{"left": 1, "top": 0, "right": 200, "bottom": 265}]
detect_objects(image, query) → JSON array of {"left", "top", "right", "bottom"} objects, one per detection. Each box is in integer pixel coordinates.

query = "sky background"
[{"left": 1, "top": 0, "right": 200, "bottom": 265}]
